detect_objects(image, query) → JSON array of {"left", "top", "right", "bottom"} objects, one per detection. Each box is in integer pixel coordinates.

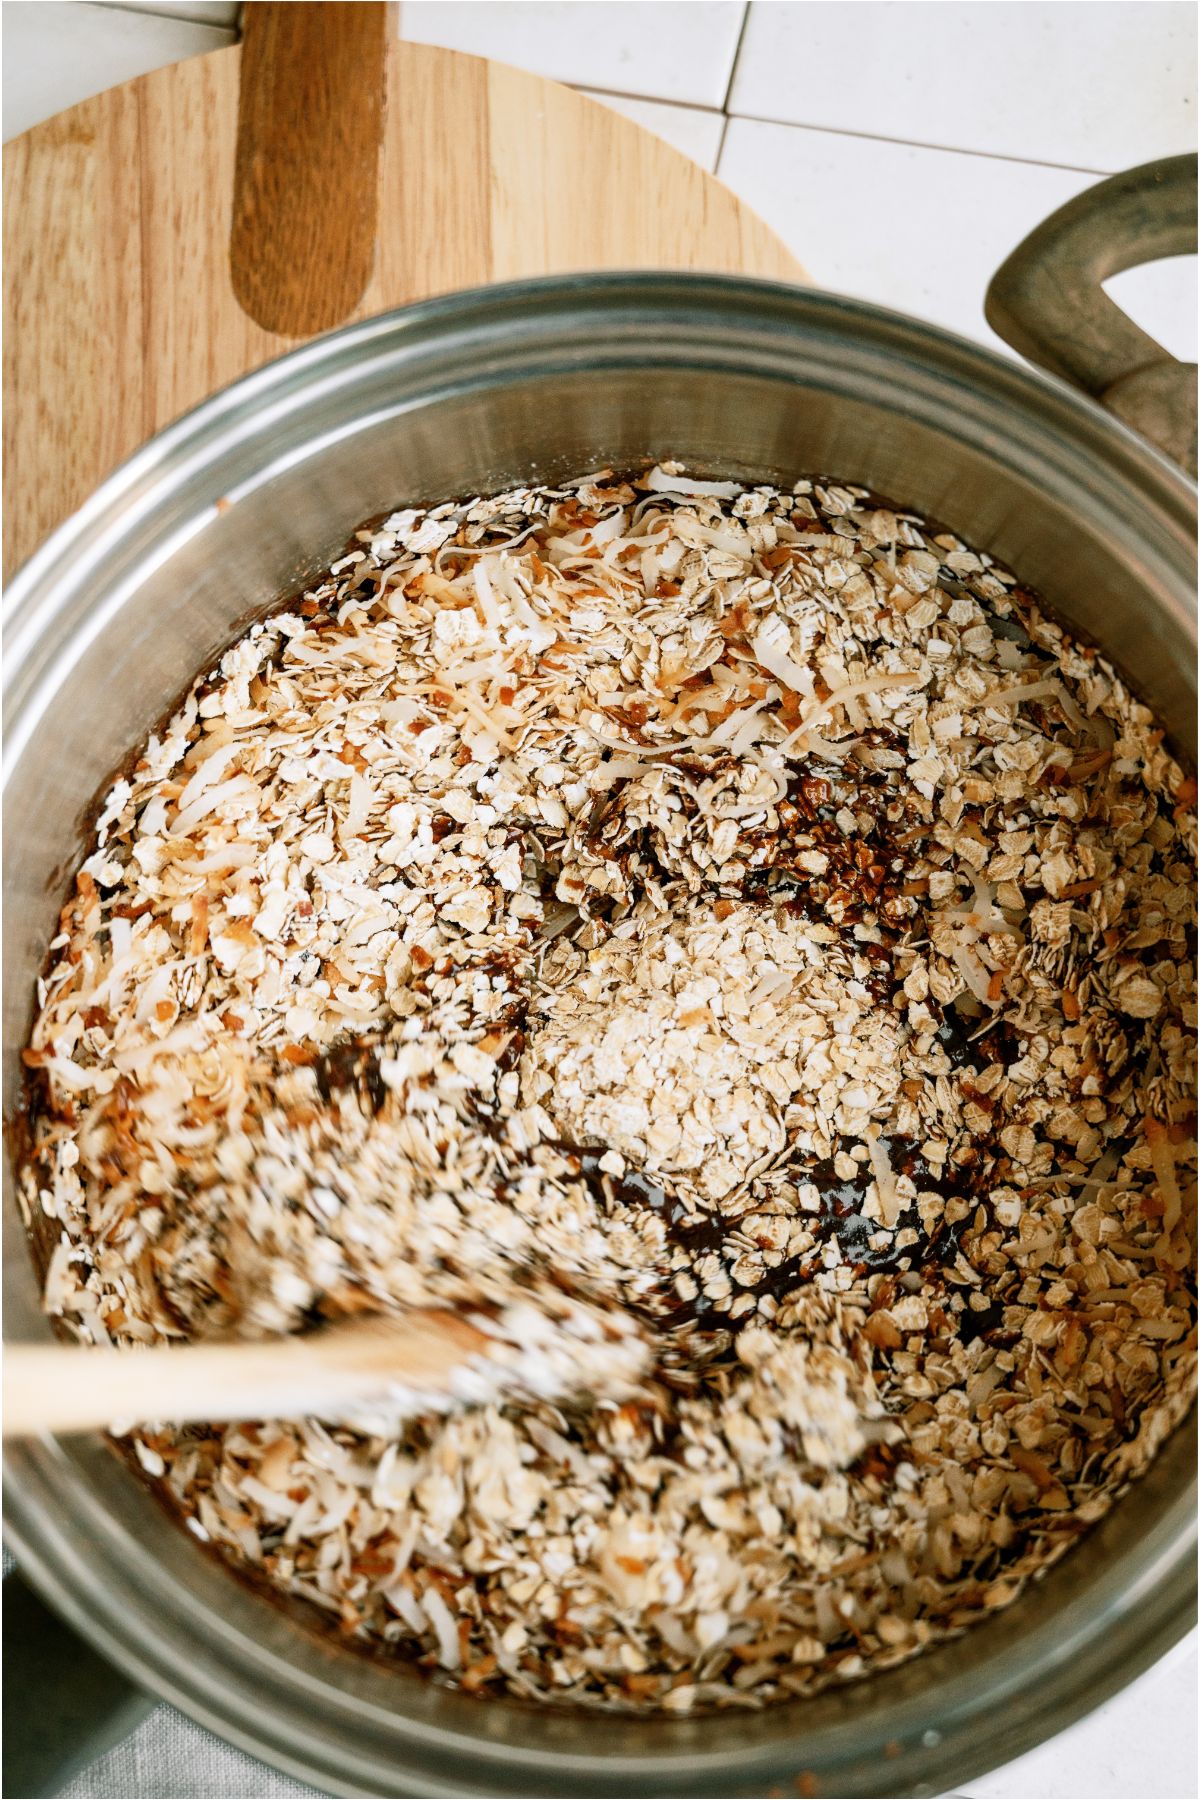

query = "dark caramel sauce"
[
  {"left": 311, "top": 1037, "right": 388, "bottom": 1113},
  {"left": 552, "top": 1133, "right": 979, "bottom": 1335}
]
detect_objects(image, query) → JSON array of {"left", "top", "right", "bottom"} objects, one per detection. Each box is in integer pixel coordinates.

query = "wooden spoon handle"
[
  {"left": 2, "top": 1312, "right": 483, "bottom": 1438},
  {"left": 230, "top": 1, "right": 391, "bottom": 337}
]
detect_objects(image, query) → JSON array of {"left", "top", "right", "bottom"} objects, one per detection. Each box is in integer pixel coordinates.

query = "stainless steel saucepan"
[{"left": 4, "top": 162, "right": 1196, "bottom": 1798}]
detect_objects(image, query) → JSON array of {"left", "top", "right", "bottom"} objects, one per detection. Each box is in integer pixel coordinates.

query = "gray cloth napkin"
[
  {"left": 5, "top": 1547, "right": 319, "bottom": 1798},
  {"left": 60, "top": 1712, "right": 320, "bottom": 1800}
]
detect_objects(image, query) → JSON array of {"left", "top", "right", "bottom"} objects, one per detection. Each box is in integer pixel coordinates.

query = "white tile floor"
[
  {"left": 728, "top": 0, "right": 1198, "bottom": 171},
  {"left": 1, "top": 0, "right": 235, "bottom": 138},
  {"left": 3, "top": 4, "right": 1197, "bottom": 1798},
  {"left": 401, "top": 0, "right": 747, "bottom": 106},
  {"left": 719, "top": 116, "right": 1096, "bottom": 350}
]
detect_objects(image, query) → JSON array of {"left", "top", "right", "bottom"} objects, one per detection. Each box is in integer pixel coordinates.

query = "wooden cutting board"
[{"left": 2, "top": 36, "right": 804, "bottom": 577}]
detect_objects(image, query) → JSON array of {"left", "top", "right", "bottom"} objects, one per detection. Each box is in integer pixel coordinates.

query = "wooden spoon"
[{"left": 3, "top": 1296, "right": 648, "bottom": 1438}]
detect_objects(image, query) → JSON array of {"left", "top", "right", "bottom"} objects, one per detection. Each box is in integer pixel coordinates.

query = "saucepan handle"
[
  {"left": 2, "top": 1567, "right": 154, "bottom": 1796},
  {"left": 985, "top": 153, "right": 1198, "bottom": 475}
]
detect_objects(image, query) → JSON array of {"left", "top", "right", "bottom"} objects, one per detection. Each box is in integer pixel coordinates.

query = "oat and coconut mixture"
[{"left": 20, "top": 466, "right": 1197, "bottom": 1710}]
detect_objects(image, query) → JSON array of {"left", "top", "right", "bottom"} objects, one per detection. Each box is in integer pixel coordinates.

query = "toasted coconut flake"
[
  {"left": 952, "top": 940, "right": 1001, "bottom": 1007},
  {"left": 865, "top": 1127, "right": 903, "bottom": 1229},
  {"left": 643, "top": 466, "right": 743, "bottom": 499},
  {"left": 794, "top": 670, "right": 926, "bottom": 738},
  {"left": 981, "top": 676, "right": 1085, "bottom": 727},
  {"left": 751, "top": 621, "right": 812, "bottom": 695},
  {"left": 1146, "top": 1118, "right": 1184, "bottom": 1242}
]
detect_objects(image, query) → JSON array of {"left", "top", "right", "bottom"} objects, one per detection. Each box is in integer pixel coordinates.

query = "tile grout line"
[
  {"left": 89, "top": 1, "right": 239, "bottom": 26},
  {"left": 574, "top": 81, "right": 728, "bottom": 121},
  {"left": 715, "top": 110, "right": 731, "bottom": 175},
  {"left": 573, "top": 87, "right": 1109, "bottom": 182},
  {"left": 719, "top": 111, "right": 1111, "bottom": 178},
  {"left": 721, "top": 0, "right": 752, "bottom": 115}
]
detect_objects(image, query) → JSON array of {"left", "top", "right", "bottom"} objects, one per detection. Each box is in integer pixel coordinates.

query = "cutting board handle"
[{"left": 230, "top": 1, "right": 390, "bottom": 337}]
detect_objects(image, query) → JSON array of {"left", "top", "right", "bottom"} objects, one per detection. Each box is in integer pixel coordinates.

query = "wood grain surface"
[
  {"left": 231, "top": 3, "right": 390, "bottom": 337},
  {"left": 3, "top": 38, "right": 805, "bottom": 576}
]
